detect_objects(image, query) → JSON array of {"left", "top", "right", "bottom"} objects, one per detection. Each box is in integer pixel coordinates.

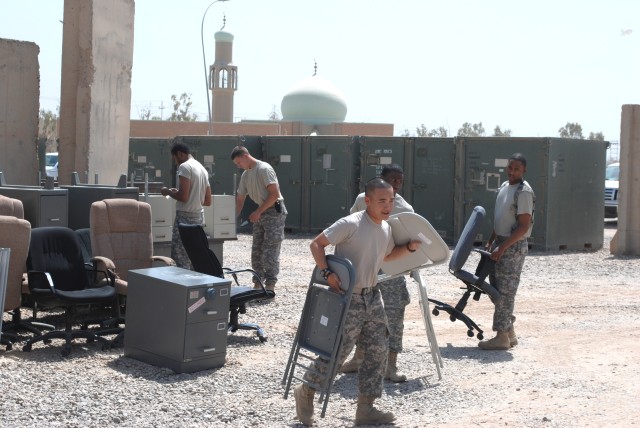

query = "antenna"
[
  {"left": 221, "top": 14, "right": 226, "bottom": 31},
  {"left": 313, "top": 59, "right": 317, "bottom": 76}
]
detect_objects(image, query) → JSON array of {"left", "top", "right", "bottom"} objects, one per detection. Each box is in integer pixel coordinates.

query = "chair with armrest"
[
  {"left": 429, "top": 206, "right": 499, "bottom": 340},
  {"left": 89, "top": 199, "right": 175, "bottom": 301},
  {"left": 22, "top": 227, "right": 118, "bottom": 356},
  {"left": 178, "top": 223, "right": 275, "bottom": 342},
  {"left": 0, "top": 195, "right": 54, "bottom": 348}
]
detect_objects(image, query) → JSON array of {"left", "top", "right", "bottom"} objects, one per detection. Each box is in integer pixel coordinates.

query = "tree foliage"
[
  {"left": 268, "top": 105, "right": 281, "bottom": 121},
  {"left": 493, "top": 126, "right": 512, "bottom": 137},
  {"left": 457, "top": 122, "right": 486, "bottom": 137},
  {"left": 167, "top": 93, "right": 198, "bottom": 122},
  {"left": 558, "top": 122, "right": 584, "bottom": 139},
  {"left": 39, "top": 109, "right": 58, "bottom": 141},
  {"left": 588, "top": 131, "right": 605, "bottom": 141}
]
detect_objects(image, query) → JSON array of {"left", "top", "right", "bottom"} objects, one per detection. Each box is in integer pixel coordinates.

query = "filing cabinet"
[
  {"left": 204, "top": 195, "right": 236, "bottom": 239},
  {"left": 0, "top": 187, "right": 68, "bottom": 228},
  {"left": 143, "top": 194, "right": 175, "bottom": 243},
  {"left": 61, "top": 185, "right": 139, "bottom": 230},
  {"left": 124, "top": 266, "right": 231, "bottom": 373}
]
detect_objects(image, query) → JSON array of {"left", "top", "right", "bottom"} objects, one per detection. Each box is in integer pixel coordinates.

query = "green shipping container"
[
  {"left": 455, "top": 137, "right": 607, "bottom": 251},
  {"left": 128, "top": 138, "right": 174, "bottom": 187}
]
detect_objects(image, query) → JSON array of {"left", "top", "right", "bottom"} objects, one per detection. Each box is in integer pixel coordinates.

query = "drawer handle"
[
  {"left": 220, "top": 232, "right": 230, "bottom": 236},
  {"left": 156, "top": 235, "right": 167, "bottom": 239},
  {"left": 206, "top": 310, "right": 218, "bottom": 315},
  {"left": 219, "top": 216, "right": 230, "bottom": 221},
  {"left": 202, "top": 347, "right": 217, "bottom": 353},
  {"left": 49, "top": 218, "right": 60, "bottom": 222},
  {"left": 155, "top": 220, "right": 166, "bottom": 224}
]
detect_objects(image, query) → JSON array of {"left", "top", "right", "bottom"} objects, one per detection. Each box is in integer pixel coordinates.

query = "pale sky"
[{"left": 2, "top": 0, "right": 638, "bottom": 141}]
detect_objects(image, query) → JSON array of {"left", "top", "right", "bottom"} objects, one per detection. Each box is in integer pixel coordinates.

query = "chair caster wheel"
[
  {"left": 23, "top": 344, "right": 32, "bottom": 352},
  {"left": 61, "top": 346, "right": 72, "bottom": 357},
  {"left": 432, "top": 308, "right": 439, "bottom": 316},
  {"left": 259, "top": 336, "right": 267, "bottom": 343},
  {"left": 467, "top": 330, "right": 474, "bottom": 338},
  {"left": 449, "top": 315, "right": 457, "bottom": 322},
  {"left": 477, "top": 333, "right": 484, "bottom": 340},
  {"left": 6, "top": 343, "right": 13, "bottom": 351},
  {"left": 44, "top": 339, "right": 52, "bottom": 344}
]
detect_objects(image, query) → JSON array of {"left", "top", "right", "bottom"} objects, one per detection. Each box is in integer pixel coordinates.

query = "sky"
[{"left": 1, "top": 0, "right": 638, "bottom": 142}]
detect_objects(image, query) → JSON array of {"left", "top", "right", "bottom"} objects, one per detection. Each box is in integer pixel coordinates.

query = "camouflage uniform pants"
[
  {"left": 171, "top": 210, "right": 204, "bottom": 270},
  {"left": 251, "top": 206, "right": 286, "bottom": 286},
  {"left": 303, "top": 290, "right": 389, "bottom": 397},
  {"left": 378, "top": 276, "right": 410, "bottom": 353},
  {"left": 490, "top": 238, "right": 528, "bottom": 332}
]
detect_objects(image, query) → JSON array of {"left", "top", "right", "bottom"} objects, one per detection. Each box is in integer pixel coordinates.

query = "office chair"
[
  {"left": 0, "top": 196, "right": 54, "bottom": 349},
  {"left": 22, "top": 227, "right": 119, "bottom": 356},
  {"left": 429, "top": 206, "right": 499, "bottom": 340},
  {"left": 178, "top": 223, "right": 275, "bottom": 342}
]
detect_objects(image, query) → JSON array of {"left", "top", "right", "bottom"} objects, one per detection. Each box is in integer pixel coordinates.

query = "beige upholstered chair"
[
  {"left": 89, "top": 199, "right": 174, "bottom": 298},
  {"left": 0, "top": 195, "right": 51, "bottom": 349}
]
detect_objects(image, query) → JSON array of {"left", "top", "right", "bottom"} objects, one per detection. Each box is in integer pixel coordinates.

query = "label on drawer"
[{"left": 188, "top": 296, "right": 205, "bottom": 314}]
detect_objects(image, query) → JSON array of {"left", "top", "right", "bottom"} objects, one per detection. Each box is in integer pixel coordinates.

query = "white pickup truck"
[{"left": 604, "top": 162, "right": 619, "bottom": 218}]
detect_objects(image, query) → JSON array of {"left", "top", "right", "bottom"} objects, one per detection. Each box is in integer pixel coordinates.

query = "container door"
[{"left": 358, "top": 136, "right": 406, "bottom": 192}]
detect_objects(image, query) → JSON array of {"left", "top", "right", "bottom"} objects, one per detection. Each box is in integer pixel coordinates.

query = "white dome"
[{"left": 280, "top": 75, "right": 347, "bottom": 125}]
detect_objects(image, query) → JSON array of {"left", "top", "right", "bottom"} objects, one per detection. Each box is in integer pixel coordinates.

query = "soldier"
[
  {"left": 294, "top": 178, "right": 421, "bottom": 426},
  {"left": 161, "top": 142, "right": 211, "bottom": 269},
  {"left": 341, "top": 164, "right": 413, "bottom": 382},
  {"left": 231, "top": 146, "right": 287, "bottom": 292},
  {"left": 480, "top": 153, "right": 535, "bottom": 350}
]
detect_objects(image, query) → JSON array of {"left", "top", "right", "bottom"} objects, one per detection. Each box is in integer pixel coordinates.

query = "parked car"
[
  {"left": 604, "top": 162, "right": 619, "bottom": 218},
  {"left": 45, "top": 152, "right": 58, "bottom": 179}
]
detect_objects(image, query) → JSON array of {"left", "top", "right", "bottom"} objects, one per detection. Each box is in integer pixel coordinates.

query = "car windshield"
[
  {"left": 45, "top": 154, "right": 58, "bottom": 167},
  {"left": 605, "top": 164, "right": 619, "bottom": 181}
]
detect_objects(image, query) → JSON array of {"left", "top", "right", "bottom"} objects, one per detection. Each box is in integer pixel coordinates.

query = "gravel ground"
[{"left": 1, "top": 222, "right": 639, "bottom": 427}]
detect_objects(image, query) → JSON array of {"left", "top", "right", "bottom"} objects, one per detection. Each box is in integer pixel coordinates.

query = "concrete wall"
[
  {"left": 611, "top": 104, "right": 640, "bottom": 255},
  {"left": 0, "top": 39, "right": 39, "bottom": 185},
  {"left": 58, "top": 0, "right": 134, "bottom": 185}
]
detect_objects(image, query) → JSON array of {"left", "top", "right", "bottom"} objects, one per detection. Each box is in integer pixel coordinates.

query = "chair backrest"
[
  {"left": 0, "top": 214, "right": 31, "bottom": 310},
  {"left": 27, "top": 227, "right": 91, "bottom": 292},
  {"left": 178, "top": 224, "right": 224, "bottom": 278},
  {"left": 449, "top": 206, "right": 486, "bottom": 272},
  {"left": 75, "top": 228, "right": 93, "bottom": 264},
  {"left": 90, "top": 199, "right": 153, "bottom": 281},
  {"left": 0, "top": 194, "right": 24, "bottom": 219}
]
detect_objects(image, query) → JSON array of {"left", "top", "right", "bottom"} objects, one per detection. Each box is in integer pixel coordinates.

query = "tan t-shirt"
[
  {"left": 323, "top": 211, "right": 395, "bottom": 292},
  {"left": 493, "top": 180, "right": 535, "bottom": 238},
  {"left": 237, "top": 160, "right": 282, "bottom": 205},
  {"left": 176, "top": 156, "right": 210, "bottom": 213}
]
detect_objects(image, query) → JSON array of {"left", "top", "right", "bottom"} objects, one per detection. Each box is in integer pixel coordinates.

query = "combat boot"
[
  {"left": 509, "top": 326, "right": 518, "bottom": 347},
  {"left": 339, "top": 346, "right": 364, "bottom": 373},
  {"left": 384, "top": 351, "right": 407, "bottom": 382},
  {"left": 478, "top": 331, "right": 510, "bottom": 350},
  {"left": 293, "top": 384, "right": 315, "bottom": 426},
  {"left": 355, "top": 395, "right": 395, "bottom": 426}
]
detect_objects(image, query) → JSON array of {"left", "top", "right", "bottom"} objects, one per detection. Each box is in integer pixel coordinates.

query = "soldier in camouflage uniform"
[
  {"left": 480, "top": 153, "right": 535, "bottom": 350},
  {"left": 341, "top": 164, "right": 413, "bottom": 382},
  {"left": 231, "top": 146, "right": 287, "bottom": 291},
  {"left": 294, "top": 178, "right": 421, "bottom": 426},
  {"left": 161, "top": 142, "right": 211, "bottom": 270}
]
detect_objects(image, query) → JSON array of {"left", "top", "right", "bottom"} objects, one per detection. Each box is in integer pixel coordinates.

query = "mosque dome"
[{"left": 280, "top": 75, "right": 348, "bottom": 125}]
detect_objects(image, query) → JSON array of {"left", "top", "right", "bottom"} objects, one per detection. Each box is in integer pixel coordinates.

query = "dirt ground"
[{"left": 392, "top": 222, "right": 640, "bottom": 427}]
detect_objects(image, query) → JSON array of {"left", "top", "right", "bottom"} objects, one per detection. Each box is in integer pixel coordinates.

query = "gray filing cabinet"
[
  {"left": 124, "top": 266, "right": 231, "bottom": 373},
  {"left": 61, "top": 185, "right": 139, "bottom": 230},
  {"left": 0, "top": 186, "right": 68, "bottom": 227}
]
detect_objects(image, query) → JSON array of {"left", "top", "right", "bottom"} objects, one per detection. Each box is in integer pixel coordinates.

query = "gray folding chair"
[{"left": 282, "top": 255, "right": 356, "bottom": 419}]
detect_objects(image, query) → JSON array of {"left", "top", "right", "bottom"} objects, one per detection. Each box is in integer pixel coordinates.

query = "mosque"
[{"left": 129, "top": 21, "right": 393, "bottom": 139}]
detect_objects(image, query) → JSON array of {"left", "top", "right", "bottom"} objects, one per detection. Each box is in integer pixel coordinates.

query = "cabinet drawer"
[
  {"left": 38, "top": 195, "right": 68, "bottom": 227},
  {"left": 184, "top": 320, "right": 228, "bottom": 360},
  {"left": 211, "top": 223, "right": 237, "bottom": 239},
  {"left": 145, "top": 195, "right": 175, "bottom": 226},
  {"left": 152, "top": 226, "right": 172, "bottom": 242},
  {"left": 210, "top": 195, "right": 235, "bottom": 224}
]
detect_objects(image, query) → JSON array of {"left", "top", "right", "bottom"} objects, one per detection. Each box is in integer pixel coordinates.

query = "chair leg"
[
  {"left": 2, "top": 309, "right": 55, "bottom": 338},
  {"left": 22, "top": 306, "right": 112, "bottom": 356},
  {"left": 228, "top": 306, "right": 268, "bottom": 343}
]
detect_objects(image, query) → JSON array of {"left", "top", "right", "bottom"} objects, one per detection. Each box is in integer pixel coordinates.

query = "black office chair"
[
  {"left": 428, "top": 206, "right": 500, "bottom": 340},
  {"left": 22, "top": 227, "right": 120, "bottom": 356},
  {"left": 178, "top": 223, "right": 275, "bottom": 343}
]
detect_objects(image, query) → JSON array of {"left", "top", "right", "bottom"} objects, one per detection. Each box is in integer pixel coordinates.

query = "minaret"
[{"left": 210, "top": 15, "right": 237, "bottom": 123}]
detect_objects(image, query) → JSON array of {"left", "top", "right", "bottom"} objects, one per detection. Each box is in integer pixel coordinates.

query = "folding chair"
[
  {"left": 428, "top": 205, "right": 499, "bottom": 340},
  {"left": 379, "top": 212, "right": 450, "bottom": 380},
  {"left": 282, "top": 255, "right": 356, "bottom": 418}
]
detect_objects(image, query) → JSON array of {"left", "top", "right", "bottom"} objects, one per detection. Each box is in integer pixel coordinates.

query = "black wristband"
[
  {"left": 406, "top": 242, "right": 416, "bottom": 253},
  {"left": 320, "top": 268, "right": 333, "bottom": 280}
]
